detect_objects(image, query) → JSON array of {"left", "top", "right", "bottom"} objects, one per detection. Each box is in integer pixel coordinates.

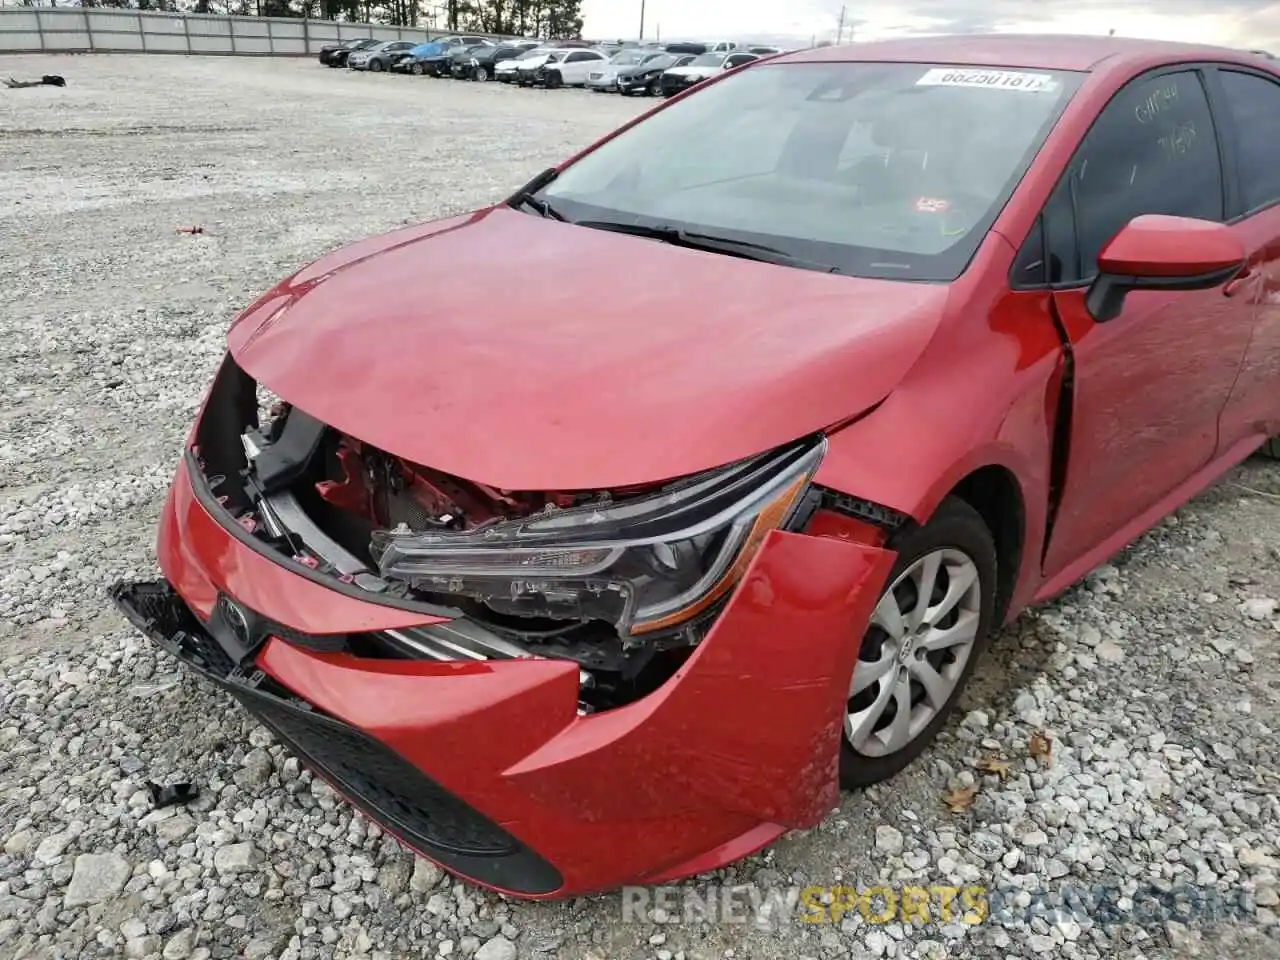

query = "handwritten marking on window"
[{"left": 1135, "top": 82, "right": 1179, "bottom": 124}]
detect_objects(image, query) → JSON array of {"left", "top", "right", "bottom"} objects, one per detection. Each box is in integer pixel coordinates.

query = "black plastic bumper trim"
[{"left": 110, "top": 579, "right": 565, "bottom": 896}]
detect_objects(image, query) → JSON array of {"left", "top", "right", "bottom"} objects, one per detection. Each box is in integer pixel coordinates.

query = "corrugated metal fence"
[{"left": 0, "top": 8, "right": 493, "bottom": 56}]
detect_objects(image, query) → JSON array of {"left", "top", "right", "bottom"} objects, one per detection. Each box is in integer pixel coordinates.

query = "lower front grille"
[{"left": 112, "top": 578, "right": 565, "bottom": 896}]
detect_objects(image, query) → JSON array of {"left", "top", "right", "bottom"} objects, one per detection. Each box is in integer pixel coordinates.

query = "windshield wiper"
[
  {"left": 574, "top": 220, "right": 841, "bottom": 274},
  {"left": 506, "top": 166, "right": 566, "bottom": 221}
]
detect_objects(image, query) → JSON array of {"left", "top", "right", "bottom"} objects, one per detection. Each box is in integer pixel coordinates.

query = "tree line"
[{"left": 48, "top": 0, "right": 584, "bottom": 34}]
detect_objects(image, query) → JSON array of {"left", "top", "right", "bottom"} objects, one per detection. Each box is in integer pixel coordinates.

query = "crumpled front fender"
[{"left": 252, "top": 529, "right": 894, "bottom": 893}]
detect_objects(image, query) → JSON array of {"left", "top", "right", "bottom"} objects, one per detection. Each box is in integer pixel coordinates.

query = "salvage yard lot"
[{"left": 2, "top": 53, "right": 1279, "bottom": 960}]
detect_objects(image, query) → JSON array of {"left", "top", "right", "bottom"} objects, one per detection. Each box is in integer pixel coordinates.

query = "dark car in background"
[
  {"left": 448, "top": 43, "right": 498, "bottom": 78},
  {"left": 464, "top": 41, "right": 540, "bottom": 81},
  {"left": 392, "top": 40, "right": 446, "bottom": 75},
  {"left": 616, "top": 52, "right": 696, "bottom": 95},
  {"left": 318, "top": 37, "right": 378, "bottom": 67},
  {"left": 393, "top": 35, "right": 494, "bottom": 76},
  {"left": 662, "top": 42, "right": 710, "bottom": 55},
  {"left": 659, "top": 50, "right": 758, "bottom": 96},
  {"left": 425, "top": 38, "right": 493, "bottom": 76}
]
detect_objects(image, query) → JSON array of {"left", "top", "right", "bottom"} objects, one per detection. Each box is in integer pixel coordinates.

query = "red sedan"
[{"left": 114, "top": 34, "right": 1280, "bottom": 899}]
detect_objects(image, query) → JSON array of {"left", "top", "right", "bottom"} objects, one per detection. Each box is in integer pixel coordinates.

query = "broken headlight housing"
[{"left": 371, "top": 438, "right": 825, "bottom": 637}]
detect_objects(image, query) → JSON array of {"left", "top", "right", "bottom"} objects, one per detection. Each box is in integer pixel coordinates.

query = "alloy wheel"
[{"left": 845, "top": 548, "right": 981, "bottom": 757}]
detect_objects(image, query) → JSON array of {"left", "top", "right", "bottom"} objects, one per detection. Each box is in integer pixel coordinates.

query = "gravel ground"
[{"left": 2, "top": 53, "right": 1280, "bottom": 960}]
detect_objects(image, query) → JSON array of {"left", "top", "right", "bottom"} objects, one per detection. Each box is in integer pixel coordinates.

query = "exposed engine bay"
[{"left": 190, "top": 358, "right": 813, "bottom": 710}]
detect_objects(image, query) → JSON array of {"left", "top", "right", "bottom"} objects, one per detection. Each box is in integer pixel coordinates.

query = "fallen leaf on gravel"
[
  {"left": 1029, "top": 732, "right": 1053, "bottom": 764},
  {"left": 943, "top": 785, "right": 978, "bottom": 812},
  {"left": 975, "top": 755, "right": 1011, "bottom": 780}
]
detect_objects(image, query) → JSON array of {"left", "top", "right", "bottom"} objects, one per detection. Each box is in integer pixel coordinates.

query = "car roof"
[{"left": 777, "top": 33, "right": 1255, "bottom": 72}]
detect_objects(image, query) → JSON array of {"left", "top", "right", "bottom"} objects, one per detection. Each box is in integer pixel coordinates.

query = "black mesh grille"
[
  {"left": 183, "top": 628, "right": 238, "bottom": 677},
  {"left": 232, "top": 687, "right": 517, "bottom": 857},
  {"left": 111, "top": 580, "right": 237, "bottom": 676}
]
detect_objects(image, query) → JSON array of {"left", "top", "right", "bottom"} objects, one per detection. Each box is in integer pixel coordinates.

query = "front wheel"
[
  {"left": 369, "top": 59, "right": 384, "bottom": 73},
  {"left": 473, "top": 65, "right": 489, "bottom": 81},
  {"left": 648, "top": 78, "right": 661, "bottom": 96},
  {"left": 840, "top": 496, "right": 997, "bottom": 789},
  {"left": 410, "top": 62, "right": 424, "bottom": 76},
  {"left": 544, "top": 70, "right": 563, "bottom": 89}
]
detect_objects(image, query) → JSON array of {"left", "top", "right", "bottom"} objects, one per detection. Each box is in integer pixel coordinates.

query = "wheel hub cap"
[{"left": 845, "top": 548, "right": 982, "bottom": 758}]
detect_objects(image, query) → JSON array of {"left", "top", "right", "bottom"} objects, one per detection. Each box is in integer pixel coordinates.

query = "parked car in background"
[
  {"left": 392, "top": 41, "right": 446, "bottom": 75},
  {"left": 318, "top": 37, "right": 378, "bottom": 68},
  {"left": 616, "top": 52, "right": 696, "bottom": 95},
  {"left": 514, "top": 49, "right": 566, "bottom": 86},
  {"left": 448, "top": 43, "right": 496, "bottom": 78},
  {"left": 542, "top": 48, "right": 610, "bottom": 88},
  {"left": 348, "top": 40, "right": 418, "bottom": 72},
  {"left": 746, "top": 45, "right": 783, "bottom": 55},
  {"left": 467, "top": 42, "right": 540, "bottom": 81},
  {"left": 414, "top": 42, "right": 474, "bottom": 77},
  {"left": 662, "top": 42, "right": 709, "bottom": 55},
  {"left": 585, "top": 49, "right": 666, "bottom": 92},
  {"left": 434, "top": 34, "right": 496, "bottom": 49},
  {"left": 496, "top": 46, "right": 552, "bottom": 82},
  {"left": 660, "top": 50, "right": 758, "bottom": 95}
]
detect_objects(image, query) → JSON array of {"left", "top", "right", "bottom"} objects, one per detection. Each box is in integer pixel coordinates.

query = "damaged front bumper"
[{"left": 113, "top": 454, "right": 895, "bottom": 897}]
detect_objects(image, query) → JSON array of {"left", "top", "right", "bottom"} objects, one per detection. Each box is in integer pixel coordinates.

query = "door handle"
[{"left": 1224, "top": 267, "right": 1255, "bottom": 298}]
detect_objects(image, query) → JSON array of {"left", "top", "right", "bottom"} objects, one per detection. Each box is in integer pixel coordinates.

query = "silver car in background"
[
  {"left": 585, "top": 48, "right": 668, "bottom": 92},
  {"left": 347, "top": 39, "right": 418, "bottom": 72}
]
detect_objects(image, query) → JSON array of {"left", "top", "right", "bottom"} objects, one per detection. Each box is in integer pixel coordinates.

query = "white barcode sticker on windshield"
[{"left": 916, "top": 68, "right": 1057, "bottom": 92}]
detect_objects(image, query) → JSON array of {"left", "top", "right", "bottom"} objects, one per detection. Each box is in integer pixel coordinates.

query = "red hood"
[{"left": 227, "top": 206, "right": 950, "bottom": 490}]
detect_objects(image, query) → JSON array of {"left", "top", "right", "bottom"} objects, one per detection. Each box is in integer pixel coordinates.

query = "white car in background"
[
  {"left": 496, "top": 46, "right": 552, "bottom": 82},
  {"left": 585, "top": 48, "right": 667, "bottom": 92},
  {"left": 512, "top": 49, "right": 565, "bottom": 85},
  {"left": 540, "top": 48, "right": 610, "bottom": 88}
]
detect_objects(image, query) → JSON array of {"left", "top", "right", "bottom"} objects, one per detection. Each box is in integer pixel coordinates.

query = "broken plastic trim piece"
[
  {"left": 240, "top": 430, "right": 388, "bottom": 593},
  {"left": 372, "top": 438, "right": 826, "bottom": 637}
]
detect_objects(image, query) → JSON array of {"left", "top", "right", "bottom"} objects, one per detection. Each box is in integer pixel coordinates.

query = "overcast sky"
[{"left": 580, "top": 0, "right": 1279, "bottom": 49}]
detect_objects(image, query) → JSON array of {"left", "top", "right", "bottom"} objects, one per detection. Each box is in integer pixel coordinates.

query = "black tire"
[
  {"left": 473, "top": 65, "right": 489, "bottom": 81},
  {"left": 648, "top": 78, "right": 661, "bottom": 96},
  {"left": 369, "top": 58, "right": 384, "bottom": 73},
  {"left": 839, "top": 495, "right": 998, "bottom": 790},
  {"left": 410, "top": 61, "right": 424, "bottom": 76},
  {"left": 544, "top": 70, "right": 563, "bottom": 89},
  {"left": 1260, "top": 438, "right": 1280, "bottom": 459}
]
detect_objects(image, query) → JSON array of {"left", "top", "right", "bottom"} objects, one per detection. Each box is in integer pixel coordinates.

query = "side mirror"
[{"left": 1085, "top": 215, "right": 1247, "bottom": 322}]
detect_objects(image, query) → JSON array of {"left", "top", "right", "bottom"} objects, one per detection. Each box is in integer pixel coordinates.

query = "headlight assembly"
[{"left": 371, "top": 438, "right": 825, "bottom": 637}]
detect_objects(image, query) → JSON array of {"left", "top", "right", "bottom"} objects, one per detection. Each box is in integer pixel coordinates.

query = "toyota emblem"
[{"left": 217, "top": 595, "right": 251, "bottom": 647}]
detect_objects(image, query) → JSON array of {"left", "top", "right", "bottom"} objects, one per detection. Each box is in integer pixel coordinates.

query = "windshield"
[
  {"left": 515, "top": 48, "right": 547, "bottom": 60},
  {"left": 538, "top": 61, "right": 1082, "bottom": 281},
  {"left": 687, "top": 53, "right": 724, "bottom": 67},
  {"left": 611, "top": 50, "right": 644, "bottom": 65}
]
